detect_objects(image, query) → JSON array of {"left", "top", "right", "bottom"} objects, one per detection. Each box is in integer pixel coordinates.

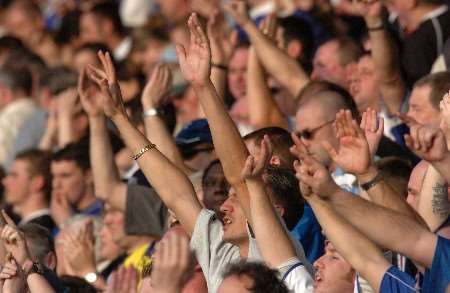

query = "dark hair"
[
  {"left": 39, "top": 66, "right": 78, "bottom": 96},
  {"left": 278, "top": 16, "right": 314, "bottom": 70},
  {"left": 2, "top": 48, "right": 47, "bottom": 85},
  {"left": 334, "top": 37, "right": 364, "bottom": 66},
  {"left": 59, "top": 276, "right": 97, "bottom": 293},
  {"left": 0, "top": 35, "right": 24, "bottom": 54},
  {"left": 55, "top": 9, "right": 81, "bottom": 45},
  {"left": 20, "top": 223, "right": 54, "bottom": 264},
  {"left": 15, "top": 149, "right": 52, "bottom": 202},
  {"left": 0, "top": 65, "right": 33, "bottom": 96},
  {"left": 244, "top": 127, "right": 296, "bottom": 170},
  {"left": 297, "top": 81, "right": 360, "bottom": 121},
  {"left": 75, "top": 42, "right": 113, "bottom": 57},
  {"left": 374, "top": 157, "right": 412, "bottom": 198},
  {"left": 89, "top": 2, "right": 125, "bottom": 36},
  {"left": 52, "top": 140, "right": 90, "bottom": 171},
  {"left": 223, "top": 261, "right": 289, "bottom": 293},
  {"left": 414, "top": 72, "right": 450, "bottom": 110},
  {"left": 264, "top": 166, "right": 304, "bottom": 230}
]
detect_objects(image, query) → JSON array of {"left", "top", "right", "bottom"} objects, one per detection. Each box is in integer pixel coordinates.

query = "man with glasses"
[{"left": 295, "top": 89, "right": 360, "bottom": 194}]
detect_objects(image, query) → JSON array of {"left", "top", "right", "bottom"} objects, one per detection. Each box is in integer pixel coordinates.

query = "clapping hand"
[
  {"left": 404, "top": 124, "right": 449, "bottom": 163},
  {"left": 176, "top": 13, "right": 212, "bottom": 87},
  {"left": 291, "top": 134, "right": 340, "bottom": 199},
  {"left": 323, "top": 110, "right": 372, "bottom": 176},
  {"left": 0, "top": 211, "right": 31, "bottom": 268},
  {"left": 241, "top": 135, "right": 273, "bottom": 182},
  {"left": 86, "top": 51, "right": 126, "bottom": 119},
  {"left": 141, "top": 64, "right": 173, "bottom": 111},
  {"left": 360, "top": 107, "right": 384, "bottom": 159}
]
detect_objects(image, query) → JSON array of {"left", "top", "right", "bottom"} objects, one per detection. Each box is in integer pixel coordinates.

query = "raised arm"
[
  {"left": 225, "top": 1, "right": 310, "bottom": 98},
  {"left": 87, "top": 51, "right": 202, "bottom": 234},
  {"left": 79, "top": 68, "right": 126, "bottom": 211},
  {"left": 359, "top": 1, "right": 405, "bottom": 114},
  {"left": 403, "top": 123, "right": 450, "bottom": 230},
  {"left": 56, "top": 88, "right": 80, "bottom": 148},
  {"left": 141, "top": 64, "right": 192, "bottom": 175},
  {"left": 176, "top": 14, "right": 252, "bottom": 218},
  {"left": 303, "top": 194, "right": 390, "bottom": 292},
  {"left": 294, "top": 151, "right": 437, "bottom": 269},
  {"left": 322, "top": 110, "right": 422, "bottom": 222},
  {"left": 247, "top": 15, "right": 288, "bottom": 129},
  {"left": 241, "top": 136, "right": 295, "bottom": 267}
]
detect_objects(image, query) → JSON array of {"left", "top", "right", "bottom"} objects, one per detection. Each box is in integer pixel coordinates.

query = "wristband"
[
  {"left": 360, "top": 172, "right": 383, "bottom": 191},
  {"left": 132, "top": 144, "right": 156, "bottom": 160},
  {"left": 143, "top": 108, "right": 159, "bottom": 118},
  {"left": 211, "top": 63, "right": 228, "bottom": 71},
  {"left": 367, "top": 23, "right": 384, "bottom": 31}
]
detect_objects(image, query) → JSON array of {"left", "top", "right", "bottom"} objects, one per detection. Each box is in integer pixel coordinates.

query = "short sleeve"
[
  {"left": 380, "top": 266, "right": 416, "bottom": 293},
  {"left": 278, "top": 257, "right": 314, "bottom": 293},
  {"left": 125, "top": 183, "right": 168, "bottom": 237},
  {"left": 190, "top": 209, "right": 240, "bottom": 293}
]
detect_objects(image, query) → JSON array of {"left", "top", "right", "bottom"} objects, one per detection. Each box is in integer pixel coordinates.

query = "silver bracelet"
[{"left": 132, "top": 143, "right": 156, "bottom": 160}]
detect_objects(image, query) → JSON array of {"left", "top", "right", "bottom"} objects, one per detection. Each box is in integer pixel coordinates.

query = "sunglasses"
[{"left": 296, "top": 120, "right": 334, "bottom": 140}]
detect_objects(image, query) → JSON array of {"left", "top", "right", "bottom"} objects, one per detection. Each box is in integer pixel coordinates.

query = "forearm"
[
  {"left": 27, "top": 274, "right": 56, "bottom": 293},
  {"left": 329, "top": 189, "right": 436, "bottom": 268},
  {"left": 38, "top": 129, "right": 56, "bottom": 151},
  {"left": 89, "top": 115, "right": 125, "bottom": 210},
  {"left": 247, "top": 47, "right": 288, "bottom": 129},
  {"left": 418, "top": 164, "right": 450, "bottom": 231},
  {"left": 111, "top": 113, "right": 202, "bottom": 234},
  {"left": 242, "top": 21, "right": 309, "bottom": 97},
  {"left": 358, "top": 166, "right": 424, "bottom": 224},
  {"left": 144, "top": 115, "right": 191, "bottom": 175},
  {"left": 431, "top": 152, "right": 450, "bottom": 183},
  {"left": 247, "top": 179, "right": 295, "bottom": 267},
  {"left": 308, "top": 196, "right": 389, "bottom": 292},
  {"left": 57, "top": 114, "right": 75, "bottom": 148},
  {"left": 367, "top": 18, "right": 405, "bottom": 114}
]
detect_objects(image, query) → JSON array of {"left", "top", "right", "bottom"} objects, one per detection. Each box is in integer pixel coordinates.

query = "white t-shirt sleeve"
[{"left": 278, "top": 258, "right": 314, "bottom": 293}]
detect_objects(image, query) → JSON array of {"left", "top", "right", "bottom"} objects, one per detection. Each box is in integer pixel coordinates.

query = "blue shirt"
[
  {"left": 422, "top": 236, "right": 450, "bottom": 293},
  {"left": 290, "top": 203, "right": 325, "bottom": 263},
  {"left": 380, "top": 266, "right": 417, "bottom": 292}
]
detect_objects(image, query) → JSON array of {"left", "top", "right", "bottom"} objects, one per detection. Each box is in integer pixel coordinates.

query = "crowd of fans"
[{"left": 0, "top": 0, "right": 449, "bottom": 292}]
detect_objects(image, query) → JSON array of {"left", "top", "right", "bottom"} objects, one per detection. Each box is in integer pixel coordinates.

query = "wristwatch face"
[
  {"left": 85, "top": 272, "right": 98, "bottom": 283},
  {"left": 144, "top": 108, "right": 158, "bottom": 117}
]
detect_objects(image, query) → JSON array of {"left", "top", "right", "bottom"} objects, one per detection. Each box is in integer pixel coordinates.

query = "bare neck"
[{"left": 15, "top": 193, "right": 48, "bottom": 218}]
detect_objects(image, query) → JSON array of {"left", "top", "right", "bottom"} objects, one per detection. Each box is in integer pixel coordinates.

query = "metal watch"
[
  {"left": 84, "top": 272, "right": 98, "bottom": 283},
  {"left": 143, "top": 108, "right": 159, "bottom": 117}
]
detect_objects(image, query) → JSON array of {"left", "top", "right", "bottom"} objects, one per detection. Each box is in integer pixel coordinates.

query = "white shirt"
[{"left": 114, "top": 37, "right": 133, "bottom": 62}]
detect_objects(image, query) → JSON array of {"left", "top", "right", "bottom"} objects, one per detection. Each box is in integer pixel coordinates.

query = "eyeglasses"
[{"left": 296, "top": 120, "right": 334, "bottom": 140}]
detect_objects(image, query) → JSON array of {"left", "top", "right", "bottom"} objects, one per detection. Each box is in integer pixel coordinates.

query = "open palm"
[{"left": 177, "top": 13, "right": 211, "bottom": 86}]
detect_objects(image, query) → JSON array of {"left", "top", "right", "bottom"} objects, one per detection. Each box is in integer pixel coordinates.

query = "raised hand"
[
  {"left": 241, "top": 135, "right": 272, "bottom": 181},
  {"left": 323, "top": 110, "right": 371, "bottom": 176},
  {"left": 141, "top": 64, "right": 173, "bottom": 110},
  {"left": 259, "top": 13, "right": 278, "bottom": 41},
  {"left": 105, "top": 266, "right": 137, "bottom": 293},
  {"left": 360, "top": 108, "right": 384, "bottom": 159},
  {"left": 78, "top": 67, "right": 103, "bottom": 117},
  {"left": 50, "top": 191, "right": 72, "bottom": 226},
  {"left": 224, "top": 0, "right": 251, "bottom": 27},
  {"left": 404, "top": 124, "right": 448, "bottom": 162},
  {"left": 86, "top": 51, "right": 126, "bottom": 118},
  {"left": 0, "top": 211, "right": 31, "bottom": 267},
  {"left": 176, "top": 13, "right": 211, "bottom": 87},
  {"left": 62, "top": 220, "right": 96, "bottom": 277},
  {"left": 151, "top": 232, "right": 193, "bottom": 292},
  {"left": 293, "top": 153, "right": 340, "bottom": 200},
  {"left": 207, "top": 9, "right": 234, "bottom": 65}
]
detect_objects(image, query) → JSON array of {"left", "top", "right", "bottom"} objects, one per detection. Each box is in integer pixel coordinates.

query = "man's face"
[
  {"left": 202, "top": 162, "right": 229, "bottom": 215},
  {"left": 154, "top": 0, "right": 187, "bottom": 22},
  {"left": 2, "top": 159, "right": 32, "bottom": 206},
  {"left": 219, "top": 188, "right": 248, "bottom": 245},
  {"left": 313, "top": 241, "right": 355, "bottom": 293},
  {"left": 100, "top": 224, "right": 124, "bottom": 260},
  {"left": 51, "top": 160, "right": 89, "bottom": 208},
  {"left": 407, "top": 85, "right": 441, "bottom": 127},
  {"left": 228, "top": 48, "right": 249, "bottom": 100},
  {"left": 406, "top": 161, "right": 428, "bottom": 211},
  {"left": 217, "top": 274, "right": 253, "bottom": 293},
  {"left": 79, "top": 13, "right": 103, "bottom": 44},
  {"left": 5, "top": 7, "right": 40, "bottom": 41},
  {"left": 102, "top": 205, "right": 127, "bottom": 247},
  {"left": 349, "top": 56, "right": 379, "bottom": 111},
  {"left": 311, "top": 41, "right": 347, "bottom": 88},
  {"left": 295, "top": 104, "right": 336, "bottom": 167}
]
